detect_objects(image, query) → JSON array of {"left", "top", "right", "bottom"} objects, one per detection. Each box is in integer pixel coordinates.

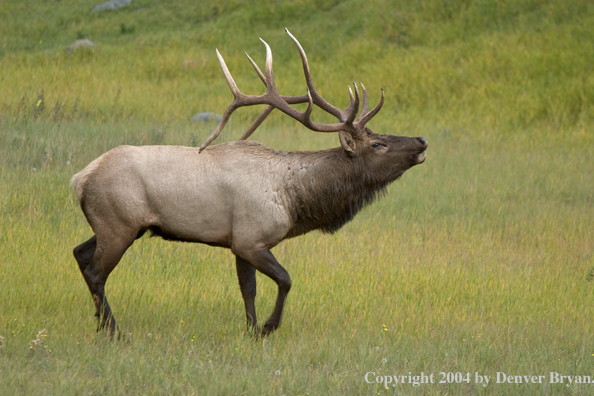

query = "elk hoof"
[{"left": 260, "top": 322, "right": 279, "bottom": 336}]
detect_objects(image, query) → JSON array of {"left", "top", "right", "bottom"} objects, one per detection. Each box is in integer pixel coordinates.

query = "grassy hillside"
[
  {"left": 1, "top": 0, "right": 593, "bottom": 131},
  {"left": 1, "top": 1, "right": 593, "bottom": 395}
]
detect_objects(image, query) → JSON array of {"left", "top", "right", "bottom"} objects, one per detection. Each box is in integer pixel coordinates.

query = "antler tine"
[
  {"left": 216, "top": 49, "right": 241, "bottom": 97},
  {"left": 356, "top": 88, "right": 385, "bottom": 127},
  {"left": 239, "top": 105, "right": 274, "bottom": 140},
  {"left": 245, "top": 52, "right": 267, "bottom": 87},
  {"left": 345, "top": 83, "right": 360, "bottom": 124},
  {"left": 343, "top": 82, "right": 359, "bottom": 122},
  {"left": 260, "top": 38, "right": 277, "bottom": 93},
  {"left": 199, "top": 49, "right": 243, "bottom": 152},
  {"left": 347, "top": 84, "right": 355, "bottom": 105},
  {"left": 285, "top": 28, "right": 350, "bottom": 122},
  {"left": 357, "top": 83, "right": 369, "bottom": 121},
  {"left": 199, "top": 106, "right": 237, "bottom": 152}
]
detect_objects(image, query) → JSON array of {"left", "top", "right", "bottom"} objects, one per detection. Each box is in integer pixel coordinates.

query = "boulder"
[
  {"left": 66, "top": 39, "right": 97, "bottom": 53},
  {"left": 92, "top": 0, "right": 131, "bottom": 12},
  {"left": 192, "top": 112, "right": 222, "bottom": 123}
]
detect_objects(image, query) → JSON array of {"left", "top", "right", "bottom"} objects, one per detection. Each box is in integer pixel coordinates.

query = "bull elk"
[{"left": 71, "top": 29, "right": 428, "bottom": 337}]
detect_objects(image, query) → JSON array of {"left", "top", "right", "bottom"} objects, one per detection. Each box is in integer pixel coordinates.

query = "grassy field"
[{"left": 1, "top": 0, "right": 593, "bottom": 394}]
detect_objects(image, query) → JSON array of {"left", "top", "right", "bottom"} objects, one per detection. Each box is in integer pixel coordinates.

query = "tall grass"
[{"left": 1, "top": 0, "right": 593, "bottom": 394}]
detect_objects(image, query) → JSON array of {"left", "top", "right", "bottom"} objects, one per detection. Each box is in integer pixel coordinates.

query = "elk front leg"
[
  {"left": 235, "top": 255, "right": 258, "bottom": 333},
  {"left": 236, "top": 248, "right": 291, "bottom": 336}
]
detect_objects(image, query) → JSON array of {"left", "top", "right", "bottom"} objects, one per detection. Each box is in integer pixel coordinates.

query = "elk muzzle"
[{"left": 411, "top": 137, "right": 428, "bottom": 164}]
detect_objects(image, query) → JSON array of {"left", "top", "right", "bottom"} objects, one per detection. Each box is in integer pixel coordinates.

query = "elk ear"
[{"left": 339, "top": 132, "right": 357, "bottom": 156}]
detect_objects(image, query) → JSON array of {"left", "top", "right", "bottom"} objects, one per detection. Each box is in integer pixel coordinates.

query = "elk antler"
[{"left": 199, "top": 29, "right": 384, "bottom": 152}]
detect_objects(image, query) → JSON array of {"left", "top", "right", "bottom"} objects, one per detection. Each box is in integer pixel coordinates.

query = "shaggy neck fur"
[{"left": 283, "top": 148, "right": 399, "bottom": 239}]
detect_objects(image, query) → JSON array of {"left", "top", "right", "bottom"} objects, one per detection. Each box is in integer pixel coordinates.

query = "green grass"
[{"left": 1, "top": 0, "right": 594, "bottom": 395}]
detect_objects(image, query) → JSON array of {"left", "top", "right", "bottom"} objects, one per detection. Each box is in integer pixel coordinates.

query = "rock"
[
  {"left": 192, "top": 112, "right": 222, "bottom": 123},
  {"left": 66, "top": 39, "right": 97, "bottom": 53},
  {"left": 91, "top": 0, "right": 131, "bottom": 12}
]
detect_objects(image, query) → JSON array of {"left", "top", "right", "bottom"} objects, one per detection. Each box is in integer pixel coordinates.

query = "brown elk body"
[{"left": 72, "top": 30, "right": 428, "bottom": 337}]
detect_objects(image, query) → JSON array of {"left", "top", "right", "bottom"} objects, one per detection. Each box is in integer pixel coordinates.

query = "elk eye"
[{"left": 372, "top": 142, "right": 385, "bottom": 149}]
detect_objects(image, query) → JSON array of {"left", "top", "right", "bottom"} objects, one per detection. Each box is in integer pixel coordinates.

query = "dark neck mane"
[{"left": 283, "top": 148, "right": 392, "bottom": 239}]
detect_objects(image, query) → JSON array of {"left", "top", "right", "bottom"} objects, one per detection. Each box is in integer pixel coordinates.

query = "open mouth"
[{"left": 411, "top": 152, "right": 426, "bottom": 164}]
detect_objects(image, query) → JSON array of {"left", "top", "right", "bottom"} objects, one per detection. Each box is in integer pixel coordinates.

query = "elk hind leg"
[
  {"left": 75, "top": 230, "right": 136, "bottom": 337},
  {"left": 73, "top": 236, "right": 98, "bottom": 317},
  {"left": 74, "top": 235, "right": 97, "bottom": 275}
]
